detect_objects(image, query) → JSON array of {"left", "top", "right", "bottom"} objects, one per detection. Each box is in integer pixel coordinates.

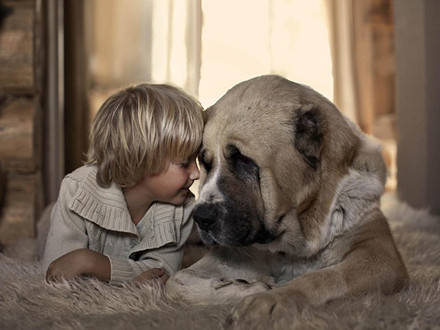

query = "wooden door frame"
[{"left": 43, "top": 0, "right": 64, "bottom": 204}]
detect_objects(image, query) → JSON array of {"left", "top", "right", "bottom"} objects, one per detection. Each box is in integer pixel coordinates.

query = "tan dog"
[{"left": 166, "top": 75, "right": 408, "bottom": 329}]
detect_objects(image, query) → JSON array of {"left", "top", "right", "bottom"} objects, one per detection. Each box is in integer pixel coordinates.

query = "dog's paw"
[
  {"left": 167, "top": 271, "right": 272, "bottom": 304},
  {"left": 226, "top": 290, "right": 307, "bottom": 330},
  {"left": 208, "top": 278, "right": 272, "bottom": 304},
  {"left": 214, "top": 278, "right": 271, "bottom": 293}
]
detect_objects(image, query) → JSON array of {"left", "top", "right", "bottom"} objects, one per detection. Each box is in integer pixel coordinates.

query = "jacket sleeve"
[
  {"left": 107, "top": 203, "right": 195, "bottom": 283},
  {"left": 41, "top": 177, "right": 88, "bottom": 273}
]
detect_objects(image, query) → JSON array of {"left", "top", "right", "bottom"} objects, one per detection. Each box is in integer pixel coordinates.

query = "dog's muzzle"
[
  {"left": 193, "top": 203, "right": 221, "bottom": 231},
  {"left": 193, "top": 202, "right": 278, "bottom": 246}
]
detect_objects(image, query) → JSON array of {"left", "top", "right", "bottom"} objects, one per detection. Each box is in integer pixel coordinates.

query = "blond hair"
[{"left": 87, "top": 83, "right": 204, "bottom": 188}]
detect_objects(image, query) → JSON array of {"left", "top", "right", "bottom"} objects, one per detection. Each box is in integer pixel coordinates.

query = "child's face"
[{"left": 140, "top": 157, "right": 200, "bottom": 205}]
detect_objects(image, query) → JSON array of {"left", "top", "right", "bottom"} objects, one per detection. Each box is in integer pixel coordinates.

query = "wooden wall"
[{"left": 0, "top": 0, "right": 44, "bottom": 245}]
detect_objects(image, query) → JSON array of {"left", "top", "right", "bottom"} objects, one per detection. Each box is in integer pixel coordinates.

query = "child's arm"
[
  {"left": 42, "top": 178, "right": 88, "bottom": 273},
  {"left": 42, "top": 177, "right": 110, "bottom": 282},
  {"left": 46, "top": 248, "right": 111, "bottom": 282},
  {"left": 51, "top": 212, "right": 193, "bottom": 283},
  {"left": 106, "top": 209, "right": 195, "bottom": 282}
]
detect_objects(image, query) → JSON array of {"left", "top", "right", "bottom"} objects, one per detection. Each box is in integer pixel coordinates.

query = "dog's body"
[{"left": 167, "top": 75, "right": 407, "bottom": 328}]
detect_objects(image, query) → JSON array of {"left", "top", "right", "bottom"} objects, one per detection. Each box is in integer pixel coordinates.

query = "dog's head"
[{"left": 194, "top": 75, "right": 386, "bottom": 256}]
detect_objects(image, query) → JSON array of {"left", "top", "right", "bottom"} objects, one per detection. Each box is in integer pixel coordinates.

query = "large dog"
[{"left": 166, "top": 75, "right": 408, "bottom": 329}]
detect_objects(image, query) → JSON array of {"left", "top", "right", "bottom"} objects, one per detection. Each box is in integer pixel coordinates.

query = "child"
[{"left": 41, "top": 83, "right": 204, "bottom": 284}]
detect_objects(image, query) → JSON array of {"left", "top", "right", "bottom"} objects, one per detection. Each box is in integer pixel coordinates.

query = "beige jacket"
[{"left": 41, "top": 165, "right": 194, "bottom": 282}]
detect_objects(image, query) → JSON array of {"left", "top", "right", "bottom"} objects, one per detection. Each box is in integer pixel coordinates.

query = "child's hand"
[
  {"left": 46, "top": 248, "right": 110, "bottom": 282},
  {"left": 134, "top": 268, "right": 169, "bottom": 285}
]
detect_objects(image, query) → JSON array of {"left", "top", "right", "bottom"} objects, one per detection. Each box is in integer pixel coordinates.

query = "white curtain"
[
  {"left": 325, "top": 0, "right": 358, "bottom": 123},
  {"left": 199, "top": 0, "right": 334, "bottom": 108},
  {"left": 150, "top": 0, "right": 201, "bottom": 97}
]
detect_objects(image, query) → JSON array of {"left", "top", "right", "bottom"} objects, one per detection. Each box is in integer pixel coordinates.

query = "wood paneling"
[
  {"left": 0, "top": 173, "right": 37, "bottom": 244},
  {"left": 0, "top": 0, "right": 44, "bottom": 244},
  {"left": 0, "top": 0, "right": 34, "bottom": 91},
  {"left": 0, "top": 164, "right": 5, "bottom": 209},
  {"left": 0, "top": 97, "right": 36, "bottom": 172}
]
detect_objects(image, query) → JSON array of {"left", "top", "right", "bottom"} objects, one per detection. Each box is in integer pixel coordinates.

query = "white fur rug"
[{"left": 1, "top": 193, "right": 440, "bottom": 330}]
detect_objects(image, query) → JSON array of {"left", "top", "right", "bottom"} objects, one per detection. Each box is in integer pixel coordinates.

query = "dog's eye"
[
  {"left": 226, "top": 145, "right": 259, "bottom": 181},
  {"left": 198, "top": 149, "right": 212, "bottom": 172}
]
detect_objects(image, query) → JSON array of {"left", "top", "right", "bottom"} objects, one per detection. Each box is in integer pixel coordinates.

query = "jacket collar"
[{"left": 68, "top": 166, "right": 139, "bottom": 235}]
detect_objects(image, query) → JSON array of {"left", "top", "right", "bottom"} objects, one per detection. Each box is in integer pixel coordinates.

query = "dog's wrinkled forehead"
[
  {"left": 207, "top": 75, "right": 303, "bottom": 120},
  {"left": 203, "top": 75, "right": 304, "bottom": 157}
]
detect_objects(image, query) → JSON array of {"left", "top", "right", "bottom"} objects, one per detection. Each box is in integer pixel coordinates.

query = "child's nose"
[{"left": 189, "top": 160, "right": 200, "bottom": 180}]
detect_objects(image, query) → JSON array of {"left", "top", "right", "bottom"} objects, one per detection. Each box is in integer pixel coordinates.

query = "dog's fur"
[{"left": 166, "top": 75, "right": 408, "bottom": 328}]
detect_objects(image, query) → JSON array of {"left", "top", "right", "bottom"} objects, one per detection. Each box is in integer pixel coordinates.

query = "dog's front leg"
[
  {"left": 166, "top": 246, "right": 274, "bottom": 304},
  {"left": 227, "top": 222, "right": 408, "bottom": 329}
]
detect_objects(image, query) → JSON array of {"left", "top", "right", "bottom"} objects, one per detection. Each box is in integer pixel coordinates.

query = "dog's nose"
[{"left": 193, "top": 204, "right": 218, "bottom": 230}]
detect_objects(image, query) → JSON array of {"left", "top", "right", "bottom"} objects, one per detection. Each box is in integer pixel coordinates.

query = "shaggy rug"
[{"left": 1, "top": 193, "right": 440, "bottom": 330}]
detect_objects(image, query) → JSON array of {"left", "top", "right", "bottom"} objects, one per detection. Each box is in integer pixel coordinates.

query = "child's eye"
[
  {"left": 176, "top": 160, "right": 190, "bottom": 168},
  {"left": 175, "top": 154, "right": 197, "bottom": 169}
]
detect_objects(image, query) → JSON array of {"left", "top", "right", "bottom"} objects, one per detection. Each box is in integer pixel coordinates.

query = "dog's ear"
[
  {"left": 294, "top": 105, "right": 323, "bottom": 170},
  {"left": 203, "top": 105, "right": 217, "bottom": 124}
]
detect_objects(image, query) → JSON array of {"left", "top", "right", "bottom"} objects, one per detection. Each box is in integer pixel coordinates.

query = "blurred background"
[{"left": 0, "top": 0, "right": 439, "bottom": 245}]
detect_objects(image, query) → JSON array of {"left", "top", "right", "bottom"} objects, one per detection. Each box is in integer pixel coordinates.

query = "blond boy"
[{"left": 42, "top": 83, "right": 203, "bottom": 284}]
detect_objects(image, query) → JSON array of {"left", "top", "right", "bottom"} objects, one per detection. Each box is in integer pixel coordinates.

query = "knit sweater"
[{"left": 41, "top": 165, "right": 194, "bottom": 282}]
